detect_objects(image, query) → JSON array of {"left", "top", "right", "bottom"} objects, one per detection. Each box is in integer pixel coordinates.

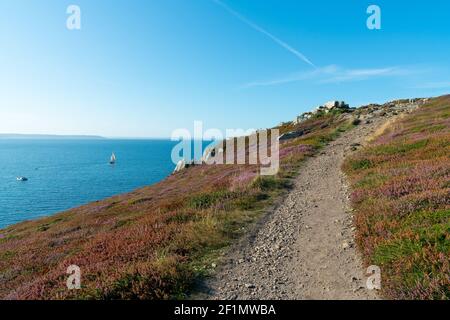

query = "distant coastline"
[{"left": 0, "top": 134, "right": 106, "bottom": 140}]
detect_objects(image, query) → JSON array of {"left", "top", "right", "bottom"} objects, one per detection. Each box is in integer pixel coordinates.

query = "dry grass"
[{"left": 367, "top": 113, "right": 407, "bottom": 143}]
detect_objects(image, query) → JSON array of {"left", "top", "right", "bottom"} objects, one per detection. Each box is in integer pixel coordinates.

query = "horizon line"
[{"left": 0, "top": 133, "right": 174, "bottom": 140}]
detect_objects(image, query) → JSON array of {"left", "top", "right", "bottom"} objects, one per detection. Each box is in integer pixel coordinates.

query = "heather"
[
  {"left": 343, "top": 95, "right": 450, "bottom": 299},
  {"left": 0, "top": 111, "right": 354, "bottom": 299}
]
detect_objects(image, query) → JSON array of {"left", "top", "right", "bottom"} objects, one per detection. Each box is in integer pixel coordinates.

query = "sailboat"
[{"left": 109, "top": 152, "right": 116, "bottom": 165}]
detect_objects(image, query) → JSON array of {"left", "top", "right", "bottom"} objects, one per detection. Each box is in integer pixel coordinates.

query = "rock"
[
  {"left": 211, "top": 263, "right": 217, "bottom": 268},
  {"left": 293, "top": 112, "right": 314, "bottom": 124},
  {"left": 173, "top": 159, "right": 186, "bottom": 173},
  {"left": 342, "top": 241, "right": 350, "bottom": 249},
  {"left": 173, "top": 158, "right": 201, "bottom": 173},
  {"left": 278, "top": 130, "right": 305, "bottom": 141},
  {"left": 324, "top": 101, "right": 349, "bottom": 110},
  {"left": 353, "top": 286, "right": 365, "bottom": 292},
  {"left": 292, "top": 101, "right": 353, "bottom": 125},
  {"left": 202, "top": 145, "right": 224, "bottom": 163},
  {"left": 244, "top": 283, "right": 255, "bottom": 289}
]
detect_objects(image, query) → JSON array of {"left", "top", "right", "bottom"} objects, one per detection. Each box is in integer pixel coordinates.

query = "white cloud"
[
  {"left": 212, "top": 1, "right": 427, "bottom": 90},
  {"left": 319, "top": 67, "right": 410, "bottom": 83},
  {"left": 242, "top": 65, "right": 337, "bottom": 88},
  {"left": 212, "top": 0, "right": 315, "bottom": 68},
  {"left": 243, "top": 65, "right": 419, "bottom": 88}
]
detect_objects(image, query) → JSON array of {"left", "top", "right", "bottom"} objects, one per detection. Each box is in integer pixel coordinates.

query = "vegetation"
[
  {"left": 343, "top": 95, "right": 450, "bottom": 300},
  {"left": 0, "top": 110, "right": 355, "bottom": 299}
]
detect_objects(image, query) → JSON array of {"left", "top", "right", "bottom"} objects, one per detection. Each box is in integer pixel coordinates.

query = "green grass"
[
  {"left": 188, "top": 191, "right": 235, "bottom": 210},
  {"left": 350, "top": 159, "right": 374, "bottom": 170},
  {"left": 371, "top": 139, "right": 429, "bottom": 155}
]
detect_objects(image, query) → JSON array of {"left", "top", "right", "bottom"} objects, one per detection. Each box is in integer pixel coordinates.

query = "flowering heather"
[
  {"left": 343, "top": 95, "right": 450, "bottom": 300},
  {"left": 0, "top": 110, "right": 353, "bottom": 299},
  {"left": 230, "top": 170, "right": 258, "bottom": 191},
  {"left": 279, "top": 144, "right": 315, "bottom": 159}
]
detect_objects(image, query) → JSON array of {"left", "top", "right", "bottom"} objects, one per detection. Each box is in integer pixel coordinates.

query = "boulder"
[
  {"left": 278, "top": 130, "right": 305, "bottom": 141},
  {"left": 293, "top": 112, "right": 313, "bottom": 124},
  {"left": 173, "top": 159, "right": 186, "bottom": 173}
]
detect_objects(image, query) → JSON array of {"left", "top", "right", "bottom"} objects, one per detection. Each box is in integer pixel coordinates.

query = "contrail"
[{"left": 212, "top": 0, "right": 316, "bottom": 68}]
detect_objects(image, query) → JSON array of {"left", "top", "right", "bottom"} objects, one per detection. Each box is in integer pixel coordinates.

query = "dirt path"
[{"left": 196, "top": 117, "right": 391, "bottom": 300}]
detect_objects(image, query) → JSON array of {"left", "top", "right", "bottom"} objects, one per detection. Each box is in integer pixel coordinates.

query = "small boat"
[
  {"left": 109, "top": 152, "right": 116, "bottom": 165},
  {"left": 17, "top": 176, "right": 28, "bottom": 181}
]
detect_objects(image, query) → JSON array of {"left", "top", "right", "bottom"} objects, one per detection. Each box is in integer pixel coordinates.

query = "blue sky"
[{"left": 0, "top": 0, "right": 449, "bottom": 138}]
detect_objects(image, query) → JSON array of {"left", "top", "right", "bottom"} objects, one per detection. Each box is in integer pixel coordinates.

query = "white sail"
[{"left": 110, "top": 152, "right": 116, "bottom": 163}]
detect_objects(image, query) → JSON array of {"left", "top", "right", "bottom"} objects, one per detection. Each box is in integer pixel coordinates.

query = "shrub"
[
  {"left": 252, "top": 176, "right": 290, "bottom": 191},
  {"left": 350, "top": 159, "right": 373, "bottom": 170},
  {"left": 188, "top": 191, "right": 234, "bottom": 210}
]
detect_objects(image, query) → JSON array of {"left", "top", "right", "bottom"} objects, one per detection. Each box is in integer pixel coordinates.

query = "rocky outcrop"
[
  {"left": 294, "top": 112, "right": 314, "bottom": 124},
  {"left": 293, "top": 100, "right": 353, "bottom": 124},
  {"left": 323, "top": 100, "right": 350, "bottom": 110},
  {"left": 354, "top": 98, "right": 428, "bottom": 123}
]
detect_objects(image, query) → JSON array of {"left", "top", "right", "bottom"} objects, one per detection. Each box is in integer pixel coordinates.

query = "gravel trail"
[{"left": 196, "top": 105, "right": 418, "bottom": 300}]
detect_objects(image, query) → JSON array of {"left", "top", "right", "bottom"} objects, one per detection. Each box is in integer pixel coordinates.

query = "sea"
[{"left": 0, "top": 139, "right": 189, "bottom": 229}]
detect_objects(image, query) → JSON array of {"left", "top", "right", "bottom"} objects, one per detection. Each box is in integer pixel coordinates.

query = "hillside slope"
[
  {"left": 343, "top": 95, "right": 450, "bottom": 299},
  {"left": 1, "top": 96, "right": 446, "bottom": 300},
  {"left": 0, "top": 107, "right": 355, "bottom": 299}
]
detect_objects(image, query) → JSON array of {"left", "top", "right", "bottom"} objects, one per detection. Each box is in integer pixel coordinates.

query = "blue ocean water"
[{"left": 0, "top": 139, "right": 182, "bottom": 229}]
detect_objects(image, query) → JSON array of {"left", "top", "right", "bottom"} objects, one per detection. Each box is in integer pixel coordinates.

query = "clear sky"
[{"left": 0, "top": 0, "right": 449, "bottom": 138}]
